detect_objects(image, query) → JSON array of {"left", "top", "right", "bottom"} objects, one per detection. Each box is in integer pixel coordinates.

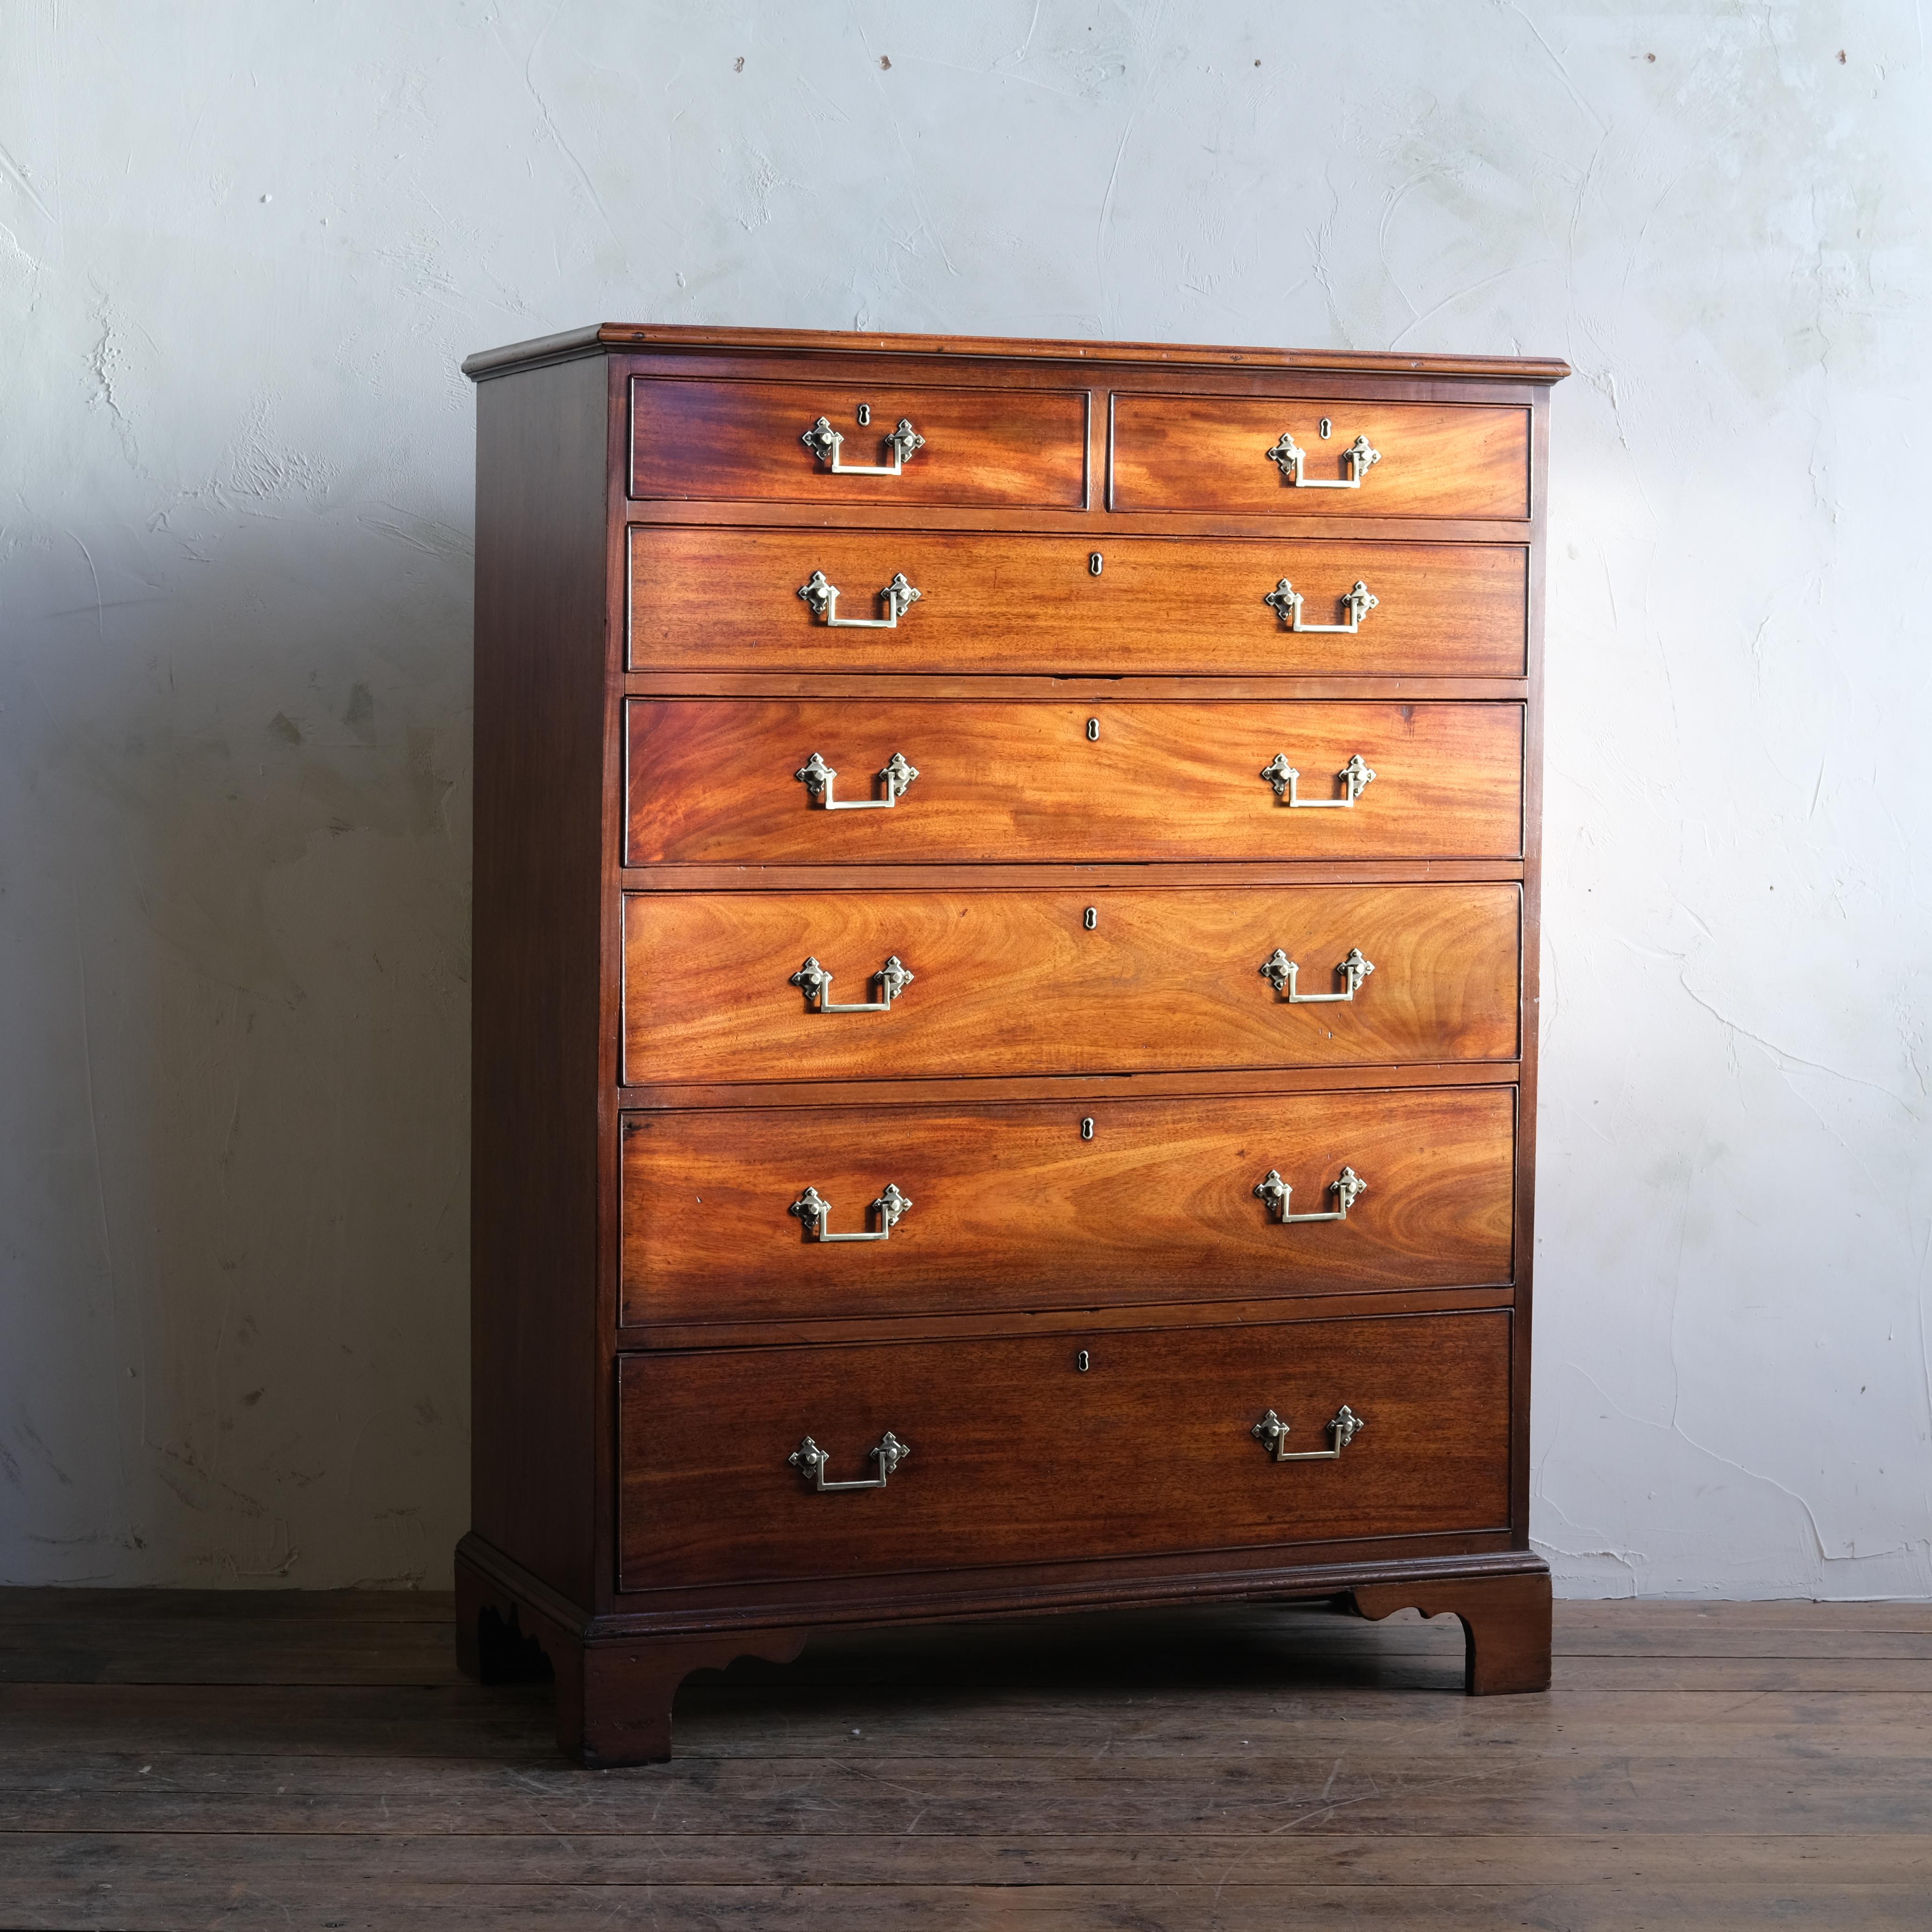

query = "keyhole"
[
  {"left": 1318, "top": 417, "right": 1332, "bottom": 439},
  {"left": 856, "top": 403, "right": 872, "bottom": 426},
  {"left": 1089, "top": 552, "right": 1104, "bottom": 576},
  {"left": 1075, "top": 1350, "right": 1090, "bottom": 1373},
  {"left": 1086, "top": 717, "right": 1100, "bottom": 741},
  {"left": 1083, "top": 906, "right": 1098, "bottom": 930},
  {"left": 1080, "top": 1117, "right": 1094, "bottom": 1140}
]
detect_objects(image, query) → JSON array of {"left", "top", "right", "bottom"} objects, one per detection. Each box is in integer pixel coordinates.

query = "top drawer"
[
  {"left": 1110, "top": 394, "right": 1530, "bottom": 520},
  {"left": 629, "top": 378, "right": 1090, "bottom": 509}
]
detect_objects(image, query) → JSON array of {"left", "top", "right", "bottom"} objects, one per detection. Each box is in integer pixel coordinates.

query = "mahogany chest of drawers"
[{"left": 455, "top": 324, "right": 1566, "bottom": 1764}]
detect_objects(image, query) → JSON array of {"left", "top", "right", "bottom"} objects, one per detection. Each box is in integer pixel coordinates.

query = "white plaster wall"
[{"left": 2, "top": 1, "right": 1926, "bottom": 1594}]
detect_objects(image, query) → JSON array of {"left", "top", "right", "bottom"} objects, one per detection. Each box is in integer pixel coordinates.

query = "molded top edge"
[{"left": 461, "top": 322, "right": 1571, "bottom": 384}]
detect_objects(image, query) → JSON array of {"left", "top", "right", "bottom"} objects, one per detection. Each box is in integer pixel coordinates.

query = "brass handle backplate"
[
  {"left": 796, "top": 750, "right": 919, "bottom": 810},
  {"left": 1252, "top": 1406, "right": 1364, "bottom": 1462},
  {"left": 1254, "top": 1165, "right": 1368, "bottom": 1225},
  {"left": 1260, "top": 752, "right": 1376, "bottom": 809},
  {"left": 788, "top": 1430, "right": 911, "bottom": 1491},
  {"left": 791, "top": 955, "right": 914, "bottom": 1013},
  {"left": 1265, "top": 431, "right": 1380, "bottom": 489},
  {"left": 798, "top": 569, "right": 922, "bottom": 628},
  {"left": 790, "top": 1183, "right": 912, "bottom": 1243},
  {"left": 1264, "top": 577, "right": 1379, "bottom": 634},
  {"left": 802, "top": 415, "right": 925, "bottom": 475},
  {"left": 1259, "top": 947, "right": 1374, "bottom": 1004}
]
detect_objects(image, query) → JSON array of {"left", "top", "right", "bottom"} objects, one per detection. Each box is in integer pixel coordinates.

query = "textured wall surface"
[{"left": 2, "top": 1, "right": 1926, "bottom": 1595}]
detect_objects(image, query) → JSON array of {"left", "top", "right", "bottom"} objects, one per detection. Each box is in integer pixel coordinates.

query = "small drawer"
[
  {"left": 625, "top": 699, "right": 1524, "bottom": 865},
  {"left": 619, "top": 1084, "right": 1515, "bottom": 1327},
  {"left": 617, "top": 1312, "right": 1513, "bottom": 1589},
  {"left": 1110, "top": 393, "right": 1530, "bottom": 520},
  {"left": 622, "top": 882, "right": 1521, "bottom": 1087},
  {"left": 629, "top": 377, "right": 1090, "bottom": 508},
  {"left": 627, "top": 527, "right": 1527, "bottom": 678}
]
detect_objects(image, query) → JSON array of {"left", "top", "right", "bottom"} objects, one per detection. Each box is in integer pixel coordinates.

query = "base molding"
[
  {"left": 456, "top": 1534, "right": 1551, "bottom": 1764},
  {"left": 1348, "top": 1566, "right": 1553, "bottom": 1694},
  {"left": 454, "top": 1542, "right": 804, "bottom": 1766}
]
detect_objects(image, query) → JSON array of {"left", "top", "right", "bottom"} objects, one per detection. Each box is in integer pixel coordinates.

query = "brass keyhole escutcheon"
[
  {"left": 1318, "top": 417, "right": 1332, "bottom": 439},
  {"left": 1076, "top": 1349, "right": 1090, "bottom": 1373},
  {"left": 1080, "top": 1117, "right": 1094, "bottom": 1140},
  {"left": 1089, "top": 552, "right": 1104, "bottom": 576},
  {"left": 856, "top": 403, "right": 871, "bottom": 426},
  {"left": 1083, "top": 906, "right": 1098, "bottom": 930},
  {"left": 1086, "top": 717, "right": 1100, "bottom": 741}
]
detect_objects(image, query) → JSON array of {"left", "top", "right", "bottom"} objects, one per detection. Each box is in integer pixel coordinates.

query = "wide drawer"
[
  {"left": 1110, "top": 394, "right": 1530, "bottom": 520},
  {"left": 619, "top": 1085, "right": 1514, "bottom": 1326},
  {"left": 629, "top": 377, "right": 1090, "bottom": 508},
  {"left": 627, "top": 527, "right": 1527, "bottom": 677},
  {"left": 622, "top": 883, "right": 1520, "bottom": 1087},
  {"left": 617, "top": 1312, "right": 1513, "bottom": 1589},
  {"left": 626, "top": 700, "right": 1524, "bottom": 865}
]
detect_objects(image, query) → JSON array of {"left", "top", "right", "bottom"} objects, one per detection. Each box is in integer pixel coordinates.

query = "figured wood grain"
[
  {"left": 625, "top": 699, "right": 1525, "bottom": 865},
  {"left": 626, "top": 527, "right": 1527, "bottom": 677},
  {"left": 621, "top": 882, "right": 1521, "bottom": 1086},
  {"left": 619, "top": 1084, "right": 1514, "bottom": 1325},
  {"left": 1110, "top": 394, "right": 1531, "bottom": 519},
  {"left": 463, "top": 326, "right": 1560, "bottom": 1755},
  {"left": 629, "top": 377, "right": 1089, "bottom": 507},
  {"left": 617, "top": 1313, "right": 1512, "bottom": 1590}
]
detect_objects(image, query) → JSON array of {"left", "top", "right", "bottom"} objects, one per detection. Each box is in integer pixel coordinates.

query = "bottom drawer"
[{"left": 617, "top": 1312, "right": 1512, "bottom": 1592}]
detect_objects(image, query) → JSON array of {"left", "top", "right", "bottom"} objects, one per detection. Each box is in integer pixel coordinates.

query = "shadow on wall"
[{"left": 2, "top": 503, "right": 476, "bottom": 1588}]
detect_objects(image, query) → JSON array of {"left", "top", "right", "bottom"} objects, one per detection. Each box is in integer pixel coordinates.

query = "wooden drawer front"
[
  {"left": 617, "top": 1312, "right": 1513, "bottom": 1589},
  {"left": 627, "top": 527, "right": 1527, "bottom": 677},
  {"left": 623, "top": 884, "right": 1520, "bottom": 1087},
  {"left": 1110, "top": 394, "right": 1530, "bottom": 520},
  {"left": 620, "top": 1085, "right": 1514, "bottom": 1326},
  {"left": 629, "top": 378, "right": 1089, "bottom": 508},
  {"left": 626, "top": 701, "right": 1523, "bottom": 865}
]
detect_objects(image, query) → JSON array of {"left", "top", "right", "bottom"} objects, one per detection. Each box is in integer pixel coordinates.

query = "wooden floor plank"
[
  {"left": 0, "top": 1697, "right": 1926, "bottom": 1768},
  {"left": 2, "top": 1679, "right": 1928, "bottom": 1753},
  {"left": 4, "top": 1588, "right": 1926, "bottom": 1635},
  {"left": 1553, "top": 1599, "right": 1932, "bottom": 1634},
  {"left": 7, "top": 1597, "right": 1932, "bottom": 1686},
  {"left": 0, "top": 1589, "right": 456, "bottom": 1626},
  {"left": 1548, "top": 1626, "right": 1932, "bottom": 1659},
  {"left": 66, "top": 1649, "right": 1897, "bottom": 1693},
  {"left": 0, "top": 1624, "right": 465, "bottom": 1687},
  {"left": 3, "top": 1878, "right": 1928, "bottom": 1932},
  {"left": 0, "top": 1594, "right": 1928, "bottom": 1931},
  {"left": 1, "top": 1752, "right": 1928, "bottom": 1837},
  {"left": 7, "top": 1828, "right": 1932, "bottom": 1885}
]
